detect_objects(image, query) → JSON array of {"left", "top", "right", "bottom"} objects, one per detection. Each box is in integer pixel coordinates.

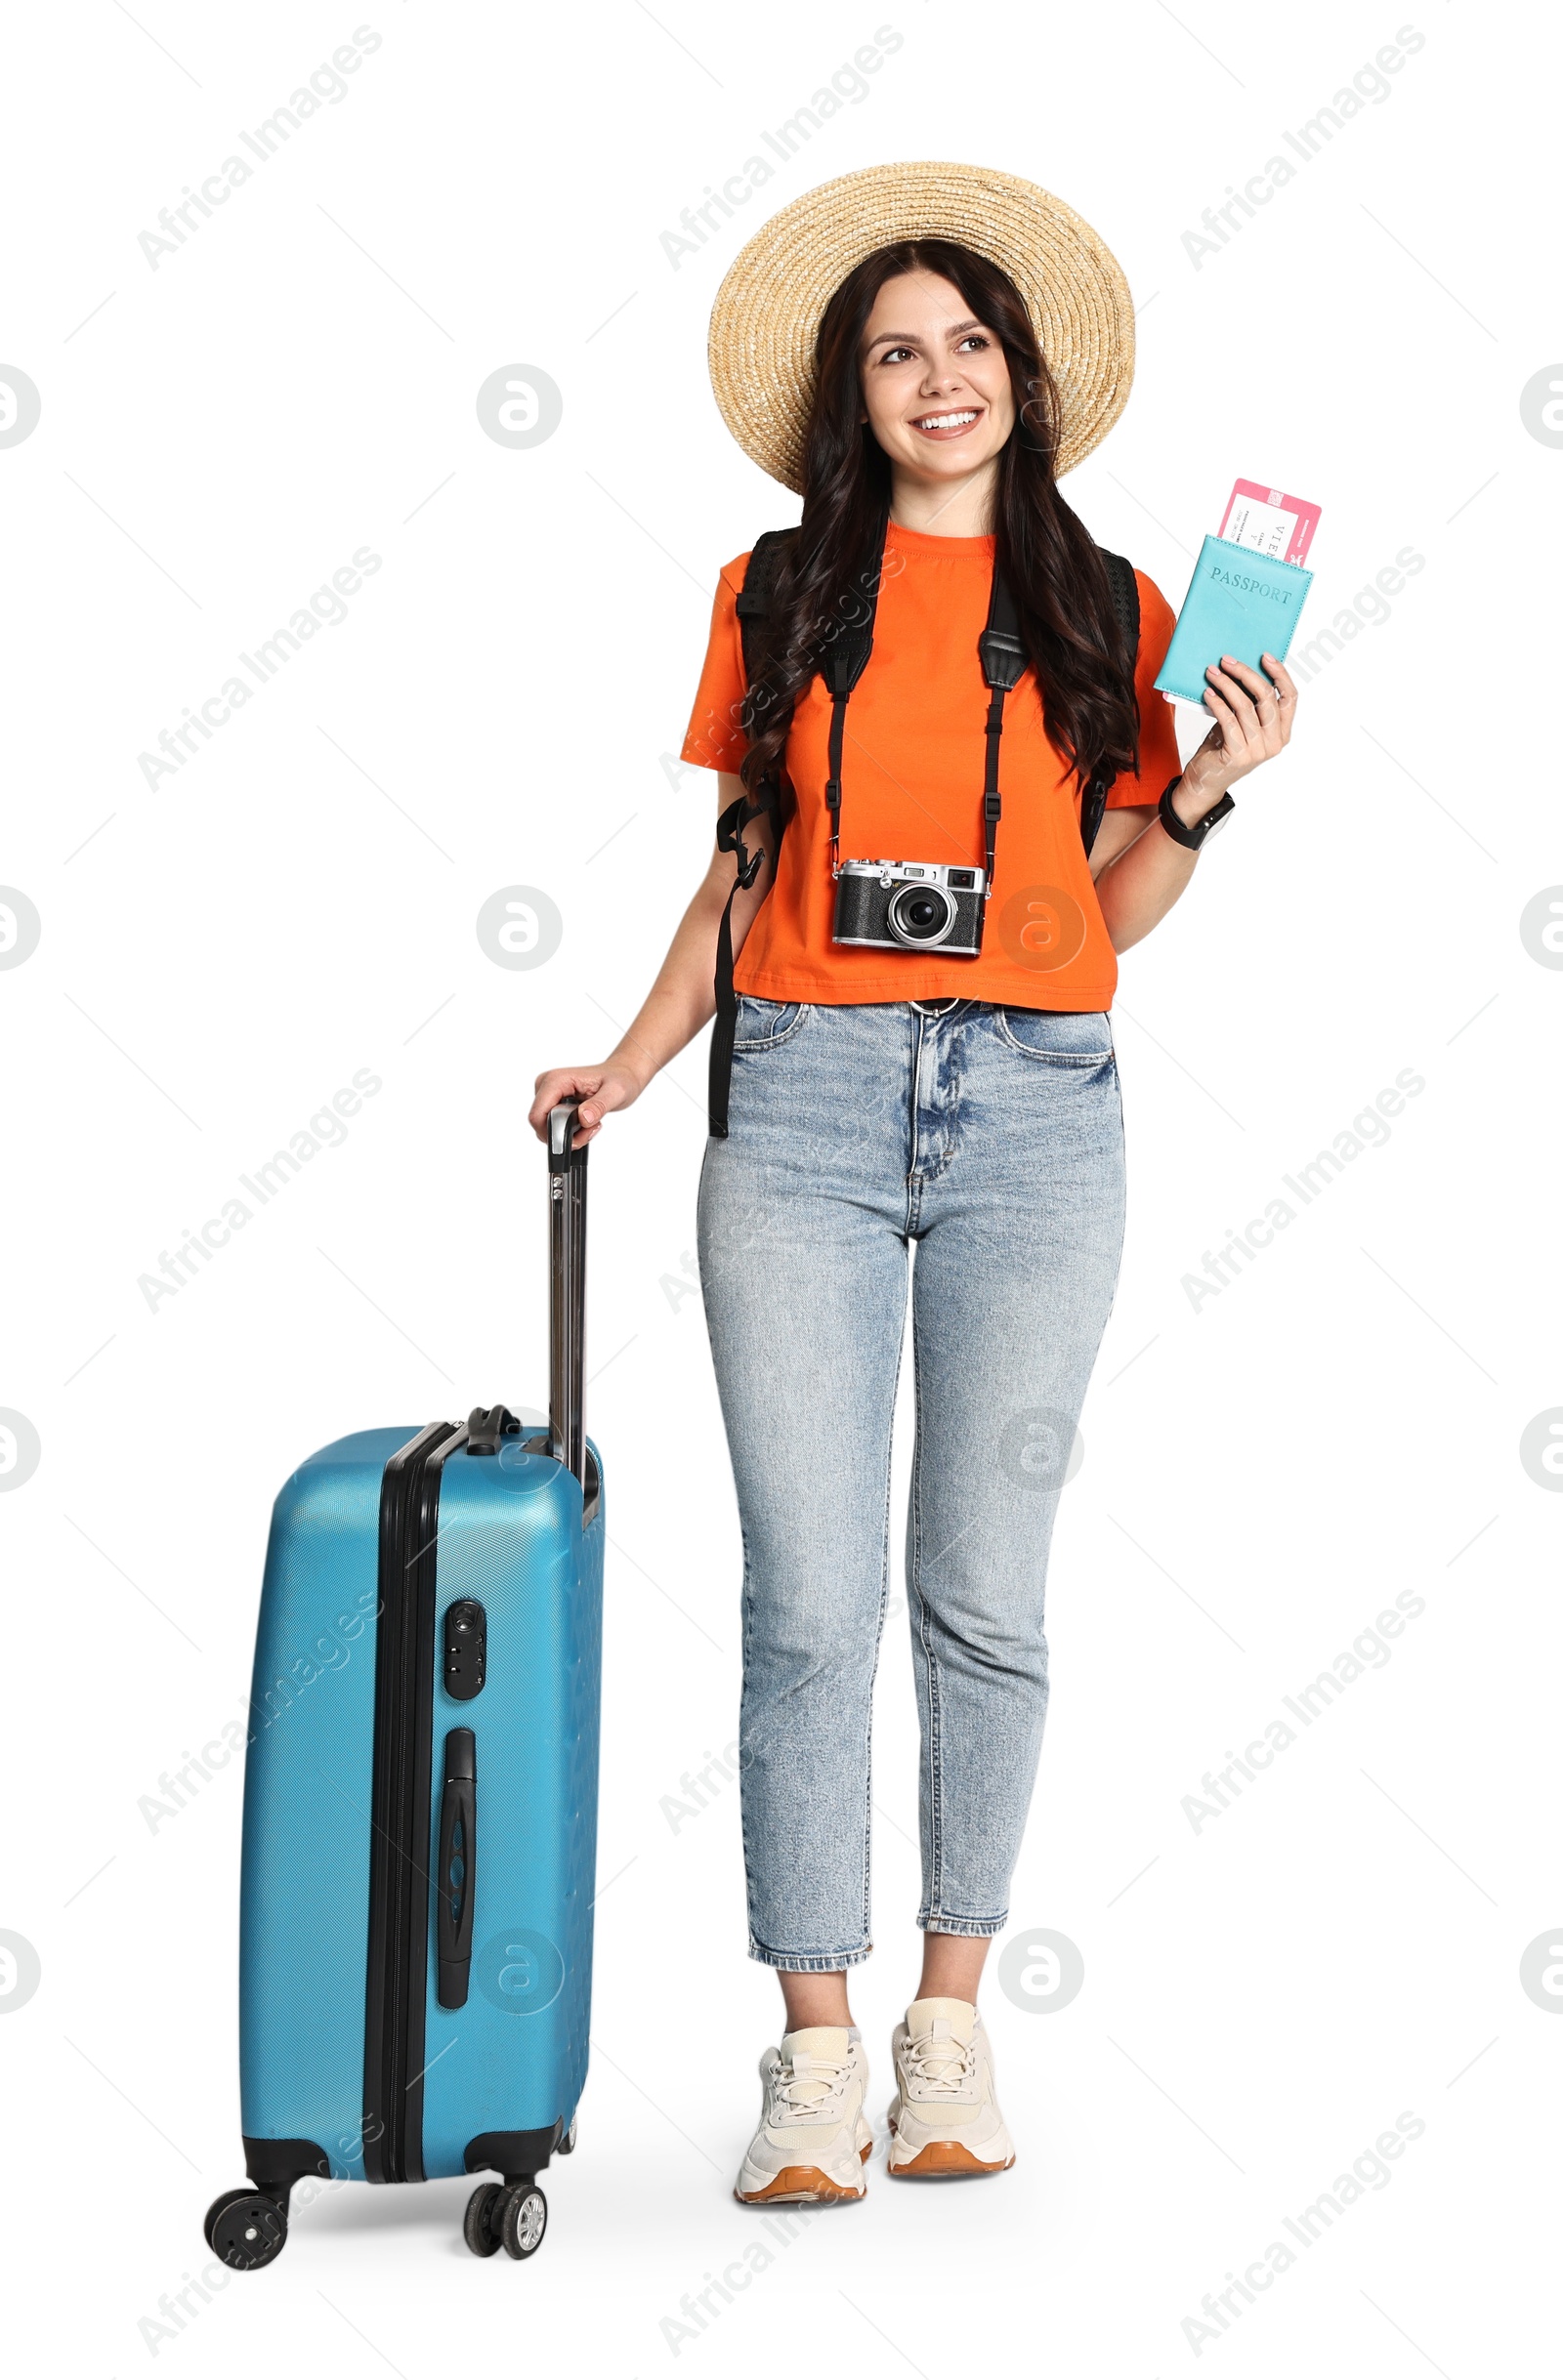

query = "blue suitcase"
[{"left": 205, "top": 1106, "right": 603, "bottom": 2268}]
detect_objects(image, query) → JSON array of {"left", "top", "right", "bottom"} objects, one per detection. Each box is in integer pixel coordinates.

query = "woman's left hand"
[{"left": 1176, "top": 649, "right": 1297, "bottom": 820}]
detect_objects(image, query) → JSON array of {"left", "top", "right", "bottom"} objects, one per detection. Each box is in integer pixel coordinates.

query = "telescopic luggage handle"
[{"left": 546, "top": 1103, "right": 588, "bottom": 1489}]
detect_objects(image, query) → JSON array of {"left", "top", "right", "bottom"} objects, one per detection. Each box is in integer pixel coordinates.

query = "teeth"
[{"left": 916, "top": 410, "right": 978, "bottom": 429}]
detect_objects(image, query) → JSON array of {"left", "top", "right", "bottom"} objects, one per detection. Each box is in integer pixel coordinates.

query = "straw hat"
[{"left": 707, "top": 160, "right": 1135, "bottom": 494}]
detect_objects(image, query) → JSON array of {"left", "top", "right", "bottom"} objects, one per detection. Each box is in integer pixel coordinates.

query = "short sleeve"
[
  {"left": 680, "top": 554, "right": 751, "bottom": 774},
  {"left": 1109, "top": 569, "right": 1184, "bottom": 805}
]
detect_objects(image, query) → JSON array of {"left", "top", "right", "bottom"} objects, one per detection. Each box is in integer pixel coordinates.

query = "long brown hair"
[{"left": 740, "top": 238, "right": 1139, "bottom": 812}]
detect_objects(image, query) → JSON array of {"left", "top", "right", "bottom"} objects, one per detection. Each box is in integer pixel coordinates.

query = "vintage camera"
[{"left": 832, "top": 858, "right": 987, "bottom": 955}]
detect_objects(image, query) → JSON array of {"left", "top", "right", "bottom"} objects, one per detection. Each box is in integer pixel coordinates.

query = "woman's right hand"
[{"left": 528, "top": 1063, "right": 645, "bottom": 1148}]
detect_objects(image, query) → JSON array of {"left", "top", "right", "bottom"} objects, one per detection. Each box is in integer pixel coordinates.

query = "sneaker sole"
[
  {"left": 886, "top": 2138, "right": 1015, "bottom": 2178},
  {"left": 735, "top": 2143, "right": 873, "bottom": 2205}
]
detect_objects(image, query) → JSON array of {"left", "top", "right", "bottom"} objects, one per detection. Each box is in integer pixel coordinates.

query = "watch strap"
[{"left": 1158, "top": 774, "right": 1234, "bottom": 851}]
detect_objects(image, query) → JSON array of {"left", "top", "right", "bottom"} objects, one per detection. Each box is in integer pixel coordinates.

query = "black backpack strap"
[
  {"left": 708, "top": 530, "right": 797, "bottom": 1140},
  {"left": 1101, "top": 546, "right": 1140, "bottom": 657},
  {"left": 708, "top": 781, "right": 776, "bottom": 1140},
  {"left": 735, "top": 527, "right": 796, "bottom": 691},
  {"left": 1080, "top": 547, "right": 1141, "bottom": 858}
]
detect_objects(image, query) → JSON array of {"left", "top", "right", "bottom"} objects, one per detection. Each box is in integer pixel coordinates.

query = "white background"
[{"left": 2, "top": 1, "right": 1557, "bottom": 2371}]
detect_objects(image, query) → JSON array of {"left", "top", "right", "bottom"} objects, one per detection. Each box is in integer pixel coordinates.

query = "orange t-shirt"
[{"left": 679, "top": 519, "right": 1183, "bottom": 1008}]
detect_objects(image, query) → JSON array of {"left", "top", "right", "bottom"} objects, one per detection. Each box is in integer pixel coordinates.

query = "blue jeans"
[{"left": 697, "top": 995, "right": 1127, "bottom": 1971}]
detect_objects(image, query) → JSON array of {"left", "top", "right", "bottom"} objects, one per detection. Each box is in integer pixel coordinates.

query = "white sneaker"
[
  {"left": 887, "top": 1997, "right": 1016, "bottom": 2178},
  {"left": 735, "top": 2025, "right": 874, "bottom": 2203}
]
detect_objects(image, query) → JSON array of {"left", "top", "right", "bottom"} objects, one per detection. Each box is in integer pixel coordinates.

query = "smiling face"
[{"left": 858, "top": 270, "right": 1017, "bottom": 503}]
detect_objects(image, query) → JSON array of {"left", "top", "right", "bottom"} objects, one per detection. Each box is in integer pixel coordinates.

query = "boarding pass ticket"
[{"left": 1217, "top": 478, "right": 1321, "bottom": 566}]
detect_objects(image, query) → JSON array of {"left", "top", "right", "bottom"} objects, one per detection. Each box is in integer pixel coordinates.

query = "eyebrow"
[{"left": 864, "top": 317, "right": 985, "bottom": 351}]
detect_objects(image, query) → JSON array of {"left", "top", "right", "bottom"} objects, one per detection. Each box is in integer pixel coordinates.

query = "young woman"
[{"left": 531, "top": 164, "right": 1295, "bottom": 2203}]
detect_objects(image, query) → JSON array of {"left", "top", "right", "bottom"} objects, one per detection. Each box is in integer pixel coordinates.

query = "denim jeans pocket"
[
  {"left": 732, "top": 996, "right": 808, "bottom": 1051},
  {"left": 994, "top": 1007, "right": 1116, "bottom": 1065}
]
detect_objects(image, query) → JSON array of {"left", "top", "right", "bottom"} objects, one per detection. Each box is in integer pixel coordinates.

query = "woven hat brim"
[{"left": 708, "top": 160, "right": 1135, "bottom": 494}]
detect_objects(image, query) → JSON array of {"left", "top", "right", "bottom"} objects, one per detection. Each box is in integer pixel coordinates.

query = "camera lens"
[{"left": 887, "top": 880, "right": 955, "bottom": 947}]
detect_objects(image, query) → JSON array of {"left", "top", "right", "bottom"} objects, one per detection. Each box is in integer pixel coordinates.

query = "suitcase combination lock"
[{"left": 443, "top": 1599, "right": 487, "bottom": 1699}]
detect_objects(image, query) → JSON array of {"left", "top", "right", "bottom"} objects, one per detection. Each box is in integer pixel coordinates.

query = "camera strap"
[
  {"left": 977, "top": 570, "right": 1028, "bottom": 896},
  {"left": 820, "top": 511, "right": 887, "bottom": 874},
  {"left": 820, "top": 528, "right": 1122, "bottom": 896}
]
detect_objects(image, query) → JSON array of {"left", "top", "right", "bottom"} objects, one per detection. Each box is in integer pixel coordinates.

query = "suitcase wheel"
[
  {"left": 557, "top": 2116, "right": 577, "bottom": 2156},
  {"left": 463, "top": 2183, "right": 503, "bottom": 2258},
  {"left": 498, "top": 2183, "right": 548, "bottom": 2261},
  {"left": 204, "top": 2188, "right": 288, "bottom": 2272}
]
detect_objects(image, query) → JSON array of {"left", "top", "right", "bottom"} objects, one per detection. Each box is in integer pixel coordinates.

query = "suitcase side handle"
[
  {"left": 546, "top": 1102, "right": 588, "bottom": 1491},
  {"left": 436, "top": 1728, "right": 477, "bottom": 2010}
]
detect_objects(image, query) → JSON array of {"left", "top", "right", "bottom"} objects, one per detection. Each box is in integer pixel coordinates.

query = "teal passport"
[{"left": 1155, "top": 535, "right": 1313, "bottom": 705}]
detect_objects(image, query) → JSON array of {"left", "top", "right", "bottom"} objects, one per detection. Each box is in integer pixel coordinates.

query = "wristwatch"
[{"left": 1158, "top": 772, "right": 1234, "bottom": 852}]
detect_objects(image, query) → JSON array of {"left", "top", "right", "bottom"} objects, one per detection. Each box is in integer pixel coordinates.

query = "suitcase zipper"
[{"left": 362, "top": 1418, "right": 462, "bottom": 2184}]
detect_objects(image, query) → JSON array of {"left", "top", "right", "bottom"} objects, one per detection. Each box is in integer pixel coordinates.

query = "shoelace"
[
  {"left": 902, "top": 2031, "right": 976, "bottom": 2098},
  {"left": 768, "top": 2052, "right": 852, "bottom": 2125}
]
